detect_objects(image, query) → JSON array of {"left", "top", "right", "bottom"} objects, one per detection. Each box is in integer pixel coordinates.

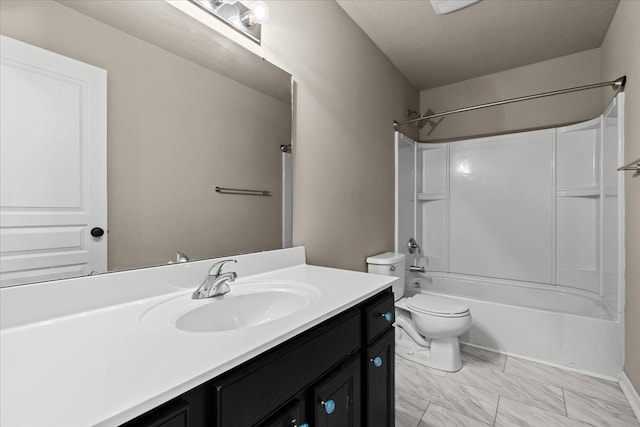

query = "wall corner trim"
[{"left": 619, "top": 371, "right": 640, "bottom": 422}]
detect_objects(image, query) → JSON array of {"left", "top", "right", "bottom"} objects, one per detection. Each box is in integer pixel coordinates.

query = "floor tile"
[
  {"left": 447, "top": 362, "right": 566, "bottom": 415},
  {"left": 564, "top": 389, "right": 640, "bottom": 427},
  {"left": 396, "top": 354, "right": 447, "bottom": 377},
  {"left": 495, "top": 397, "right": 594, "bottom": 427},
  {"left": 396, "top": 356, "right": 499, "bottom": 425},
  {"left": 504, "top": 356, "right": 628, "bottom": 406},
  {"left": 395, "top": 389, "right": 430, "bottom": 427},
  {"left": 460, "top": 344, "right": 506, "bottom": 371},
  {"left": 419, "top": 403, "right": 491, "bottom": 427}
]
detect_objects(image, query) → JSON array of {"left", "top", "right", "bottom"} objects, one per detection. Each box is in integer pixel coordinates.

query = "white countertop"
[{"left": 0, "top": 248, "right": 394, "bottom": 426}]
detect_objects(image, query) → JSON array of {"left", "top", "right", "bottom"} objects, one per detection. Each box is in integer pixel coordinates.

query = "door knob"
[{"left": 90, "top": 227, "right": 105, "bottom": 237}]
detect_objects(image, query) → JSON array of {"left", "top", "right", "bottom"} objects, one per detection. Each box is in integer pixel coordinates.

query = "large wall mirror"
[{"left": 0, "top": 0, "right": 292, "bottom": 288}]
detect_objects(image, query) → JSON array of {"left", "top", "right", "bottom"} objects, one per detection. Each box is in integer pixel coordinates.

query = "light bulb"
[
  {"left": 225, "top": 0, "right": 238, "bottom": 4},
  {"left": 241, "top": 1, "right": 270, "bottom": 27},
  {"left": 250, "top": 1, "right": 270, "bottom": 24}
]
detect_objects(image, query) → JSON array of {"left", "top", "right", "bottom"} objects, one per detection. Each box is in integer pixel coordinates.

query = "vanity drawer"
[
  {"left": 365, "top": 291, "right": 395, "bottom": 344},
  {"left": 214, "top": 310, "right": 361, "bottom": 426},
  {"left": 122, "top": 399, "right": 189, "bottom": 427}
]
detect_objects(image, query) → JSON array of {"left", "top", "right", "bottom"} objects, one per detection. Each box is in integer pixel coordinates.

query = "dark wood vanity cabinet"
[{"left": 123, "top": 288, "right": 395, "bottom": 427}]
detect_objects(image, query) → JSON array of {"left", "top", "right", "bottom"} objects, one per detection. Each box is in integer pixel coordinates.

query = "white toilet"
[{"left": 367, "top": 252, "right": 471, "bottom": 372}]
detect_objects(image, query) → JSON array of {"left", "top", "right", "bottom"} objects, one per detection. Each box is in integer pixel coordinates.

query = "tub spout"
[{"left": 409, "top": 265, "right": 426, "bottom": 273}]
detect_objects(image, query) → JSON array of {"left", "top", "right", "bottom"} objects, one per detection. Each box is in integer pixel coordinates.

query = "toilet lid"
[{"left": 406, "top": 294, "right": 469, "bottom": 316}]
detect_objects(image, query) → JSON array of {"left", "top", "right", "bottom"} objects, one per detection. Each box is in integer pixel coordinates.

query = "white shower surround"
[{"left": 395, "top": 94, "right": 625, "bottom": 378}]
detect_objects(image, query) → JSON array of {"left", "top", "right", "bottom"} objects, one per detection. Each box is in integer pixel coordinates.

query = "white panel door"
[{"left": 0, "top": 35, "right": 107, "bottom": 287}]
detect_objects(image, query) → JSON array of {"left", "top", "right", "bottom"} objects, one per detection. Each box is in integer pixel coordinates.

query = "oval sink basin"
[
  {"left": 177, "top": 289, "right": 310, "bottom": 332},
  {"left": 141, "top": 280, "right": 320, "bottom": 333}
]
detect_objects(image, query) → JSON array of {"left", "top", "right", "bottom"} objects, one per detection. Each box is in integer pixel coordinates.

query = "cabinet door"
[
  {"left": 258, "top": 399, "right": 309, "bottom": 427},
  {"left": 313, "top": 355, "right": 361, "bottom": 427},
  {"left": 214, "top": 311, "right": 361, "bottom": 426},
  {"left": 366, "top": 329, "right": 395, "bottom": 427}
]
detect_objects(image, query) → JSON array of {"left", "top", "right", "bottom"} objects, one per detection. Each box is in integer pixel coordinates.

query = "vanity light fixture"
[{"left": 189, "top": 0, "right": 270, "bottom": 44}]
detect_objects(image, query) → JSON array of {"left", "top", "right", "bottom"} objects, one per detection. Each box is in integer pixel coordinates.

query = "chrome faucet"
[
  {"left": 409, "top": 265, "right": 426, "bottom": 273},
  {"left": 192, "top": 259, "right": 237, "bottom": 299}
]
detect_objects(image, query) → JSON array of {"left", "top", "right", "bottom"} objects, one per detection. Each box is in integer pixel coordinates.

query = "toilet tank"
[{"left": 366, "top": 252, "right": 405, "bottom": 301}]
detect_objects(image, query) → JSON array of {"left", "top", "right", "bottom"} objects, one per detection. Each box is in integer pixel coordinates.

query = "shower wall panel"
[
  {"left": 395, "top": 133, "right": 416, "bottom": 264},
  {"left": 448, "top": 130, "right": 554, "bottom": 283},
  {"left": 419, "top": 145, "right": 448, "bottom": 272},
  {"left": 555, "top": 119, "right": 601, "bottom": 292},
  {"left": 602, "top": 98, "right": 622, "bottom": 313}
]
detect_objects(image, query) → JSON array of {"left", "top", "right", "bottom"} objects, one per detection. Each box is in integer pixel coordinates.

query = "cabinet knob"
[
  {"left": 380, "top": 311, "right": 393, "bottom": 322},
  {"left": 321, "top": 399, "right": 336, "bottom": 415},
  {"left": 371, "top": 356, "right": 383, "bottom": 368}
]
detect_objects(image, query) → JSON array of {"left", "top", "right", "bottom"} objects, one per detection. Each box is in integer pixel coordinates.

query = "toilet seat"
[{"left": 406, "top": 294, "right": 470, "bottom": 318}]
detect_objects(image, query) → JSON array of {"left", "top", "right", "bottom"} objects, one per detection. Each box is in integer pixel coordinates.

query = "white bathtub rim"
[
  {"left": 460, "top": 341, "right": 621, "bottom": 383},
  {"left": 415, "top": 271, "right": 620, "bottom": 310},
  {"left": 417, "top": 282, "right": 619, "bottom": 322},
  {"left": 421, "top": 289, "right": 620, "bottom": 323},
  {"left": 619, "top": 371, "right": 640, "bottom": 422}
]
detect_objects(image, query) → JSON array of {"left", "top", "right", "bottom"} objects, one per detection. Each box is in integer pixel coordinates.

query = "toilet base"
[{"left": 396, "top": 325, "right": 463, "bottom": 372}]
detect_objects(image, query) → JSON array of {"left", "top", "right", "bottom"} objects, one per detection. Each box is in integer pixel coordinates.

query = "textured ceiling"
[{"left": 337, "top": 0, "right": 619, "bottom": 90}]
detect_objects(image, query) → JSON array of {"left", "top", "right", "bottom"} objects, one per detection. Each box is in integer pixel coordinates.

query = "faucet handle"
[
  {"left": 208, "top": 259, "right": 237, "bottom": 276},
  {"left": 176, "top": 251, "right": 190, "bottom": 263}
]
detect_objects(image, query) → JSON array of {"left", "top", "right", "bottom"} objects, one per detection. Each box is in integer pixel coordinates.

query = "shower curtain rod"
[{"left": 393, "top": 76, "right": 627, "bottom": 129}]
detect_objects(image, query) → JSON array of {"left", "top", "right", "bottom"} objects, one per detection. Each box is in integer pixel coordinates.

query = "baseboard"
[
  {"left": 460, "top": 341, "right": 620, "bottom": 382},
  {"left": 619, "top": 371, "right": 640, "bottom": 421}
]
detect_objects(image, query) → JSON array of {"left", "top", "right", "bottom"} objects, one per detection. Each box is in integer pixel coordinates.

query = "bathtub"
[{"left": 411, "top": 273, "right": 624, "bottom": 378}]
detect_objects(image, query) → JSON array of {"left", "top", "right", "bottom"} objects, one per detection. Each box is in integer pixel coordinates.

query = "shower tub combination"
[{"left": 394, "top": 94, "right": 625, "bottom": 378}]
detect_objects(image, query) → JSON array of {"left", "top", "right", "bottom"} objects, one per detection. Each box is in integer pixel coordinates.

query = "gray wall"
[
  {"left": 0, "top": 0, "right": 290, "bottom": 270},
  {"left": 601, "top": 0, "right": 640, "bottom": 393},
  {"left": 418, "top": 48, "right": 603, "bottom": 141}
]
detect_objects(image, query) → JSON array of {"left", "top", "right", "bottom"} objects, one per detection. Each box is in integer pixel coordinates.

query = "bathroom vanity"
[
  {"left": 124, "top": 288, "right": 395, "bottom": 427},
  {"left": 0, "top": 248, "right": 396, "bottom": 427}
]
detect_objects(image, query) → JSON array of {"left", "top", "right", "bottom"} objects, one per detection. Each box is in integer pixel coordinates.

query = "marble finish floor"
[{"left": 396, "top": 345, "right": 639, "bottom": 427}]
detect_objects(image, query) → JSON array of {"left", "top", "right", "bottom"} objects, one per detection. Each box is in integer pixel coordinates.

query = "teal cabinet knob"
[
  {"left": 381, "top": 311, "right": 392, "bottom": 322},
  {"left": 371, "top": 356, "right": 383, "bottom": 367},
  {"left": 322, "top": 399, "right": 336, "bottom": 414}
]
